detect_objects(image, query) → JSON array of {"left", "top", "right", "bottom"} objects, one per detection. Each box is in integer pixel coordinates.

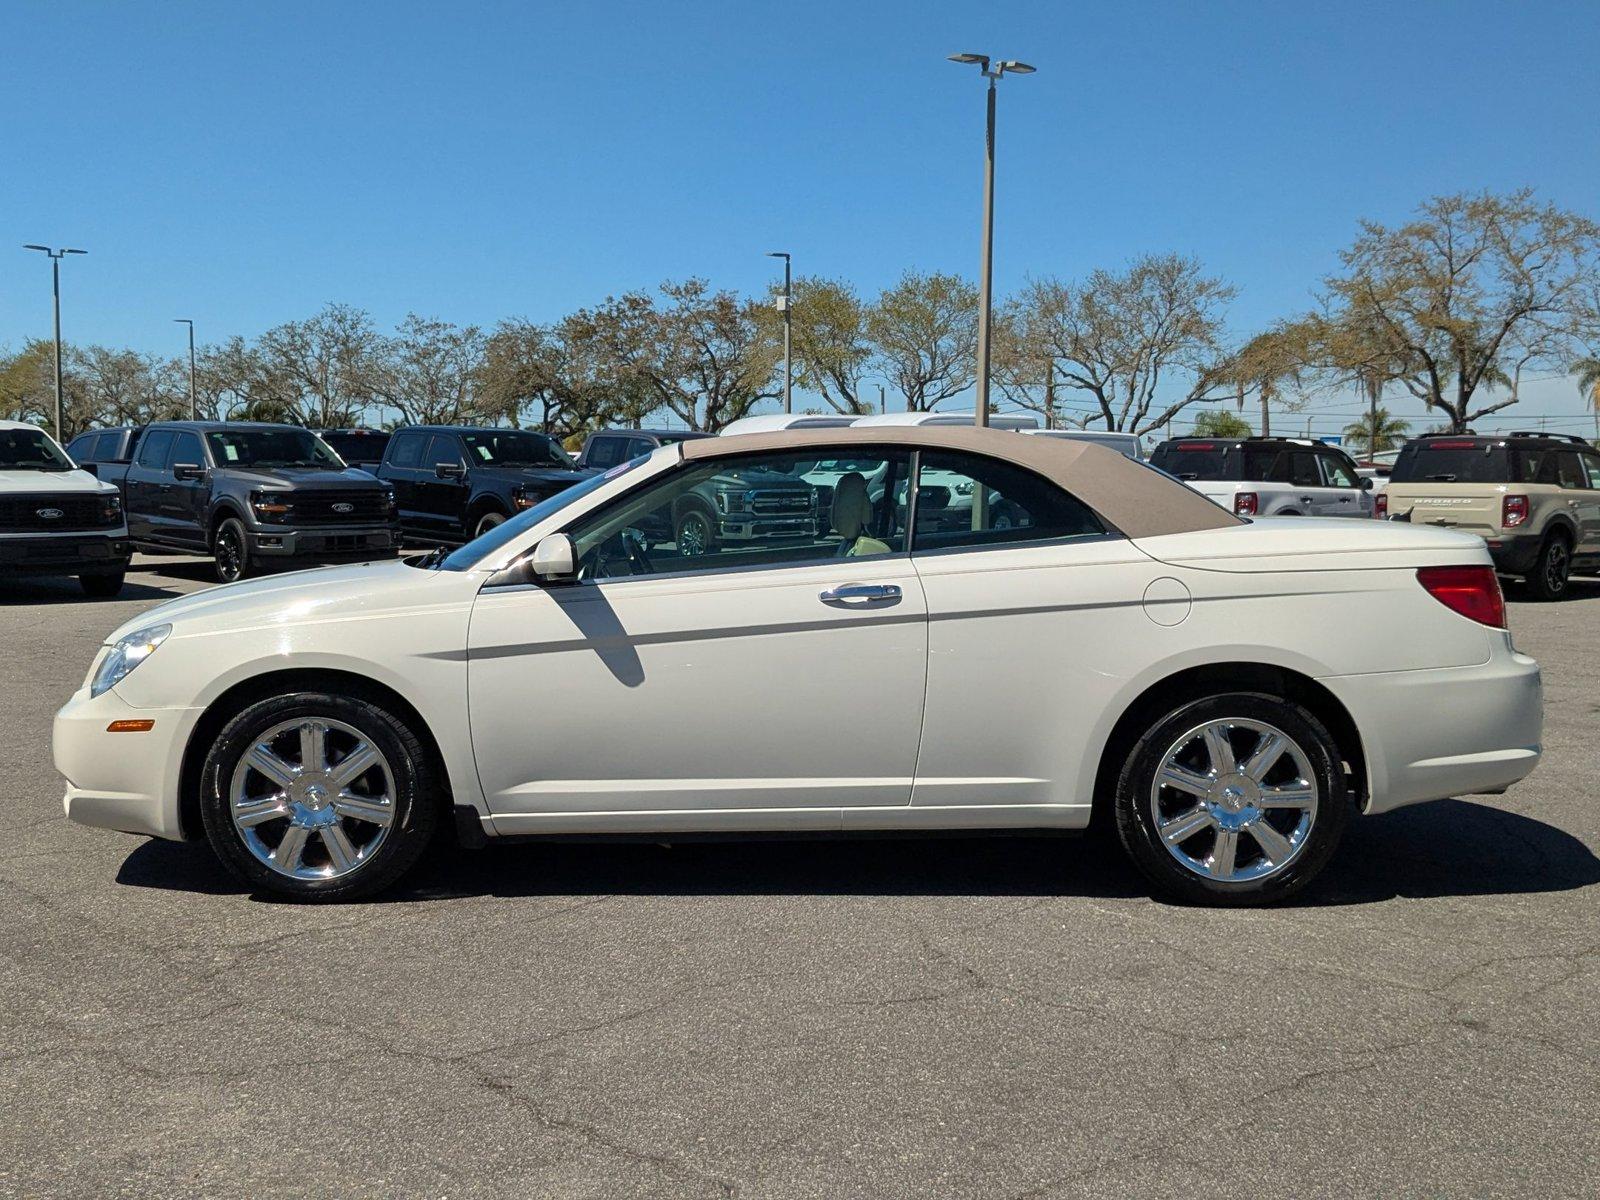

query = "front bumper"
[
  {"left": 1322, "top": 645, "right": 1542, "bottom": 815},
  {"left": 716, "top": 516, "right": 820, "bottom": 542},
  {"left": 0, "top": 532, "right": 131, "bottom": 577},
  {"left": 54, "top": 684, "right": 201, "bottom": 840},
  {"left": 248, "top": 524, "right": 399, "bottom": 559}
]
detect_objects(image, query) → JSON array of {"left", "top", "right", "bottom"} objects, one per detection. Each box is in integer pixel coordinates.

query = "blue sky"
[{"left": 4, "top": 0, "right": 1599, "bottom": 435}]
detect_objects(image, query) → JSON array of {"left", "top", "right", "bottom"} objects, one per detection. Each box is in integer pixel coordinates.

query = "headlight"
[
  {"left": 100, "top": 491, "right": 122, "bottom": 523},
  {"left": 90, "top": 624, "right": 172, "bottom": 698},
  {"left": 251, "top": 490, "right": 291, "bottom": 524}
]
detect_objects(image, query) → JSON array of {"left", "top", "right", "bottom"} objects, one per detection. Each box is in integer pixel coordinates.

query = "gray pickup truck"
[{"left": 72, "top": 421, "right": 400, "bottom": 583}]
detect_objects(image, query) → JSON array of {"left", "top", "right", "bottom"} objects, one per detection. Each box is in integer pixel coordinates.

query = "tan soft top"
[{"left": 683, "top": 425, "right": 1240, "bottom": 538}]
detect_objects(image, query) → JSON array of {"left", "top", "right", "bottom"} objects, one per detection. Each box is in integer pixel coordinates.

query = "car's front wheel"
[
  {"left": 1113, "top": 692, "right": 1350, "bottom": 906},
  {"left": 198, "top": 689, "right": 440, "bottom": 901},
  {"left": 473, "top": 510, "right": 506, "bottom": 539},
  {"left": 213, "top": 517, "right": 251, "bottom": 584}
]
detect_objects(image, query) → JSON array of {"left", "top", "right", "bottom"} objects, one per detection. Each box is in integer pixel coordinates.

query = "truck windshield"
[
  {"left": 207, "top": 429, "right": 345, "bottom": 469},
  {"left": 0, "top": 428, "right": 74, "bottom": 471},
  {"left": 461, "top": 431, "right": 573, "bottom": 468}
]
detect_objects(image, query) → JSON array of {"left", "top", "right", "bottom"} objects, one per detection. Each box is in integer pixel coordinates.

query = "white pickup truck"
[
  {"left": 1149, "top": 435, "right": 1375, "bottom": 518},
  {"left": 0, "top": 420, "right": 131, "bottom": 596}
]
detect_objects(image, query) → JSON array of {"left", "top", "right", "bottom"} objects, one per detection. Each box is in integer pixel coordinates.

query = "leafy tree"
[
  {"left": 1190, "top": 409, "right": 1252, "bottom": 438},
  {"left": 1317, "top": 190, "right": 1600, "bottom": 432},
  {"left": 759, "top": 276, "right": 874, "bottom": 414},
  {"left": 372, "top": 314, "right": 495, "bottom": 427},
  {"left": 1342, "top": 405, "right": 1411, "bottom": 453},
  {"left": 867, "top": 271, "right": 978, "bottom": 411},
  {"left": 480, "top": 316, "right": 653, "bottom": 439},
  {"left": 1224, "top": 324, "right": 1313, "bottom": 437},
  {"left": 255, "top": 303, "right": 383, "bottom": 427},
  {"left": 1574, "top": 354, "right": 1600, "bottom": 442},
  {"left": 1006, "top": 254, "right": 1236, "bottom": 433}
]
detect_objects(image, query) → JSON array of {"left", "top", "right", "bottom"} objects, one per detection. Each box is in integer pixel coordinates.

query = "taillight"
[
  {"left": 1502, "top": 495, "right": 1528, "bottom": 528},
  {"left": 1233, "top": 491, "right": 1259, "bottom": 516},
  {"left": 1417, "top": 565, "right": 1506, "bottom": 628},
  {"left": 1373, "top": 492, "right": 1388, "bottom": 519}
]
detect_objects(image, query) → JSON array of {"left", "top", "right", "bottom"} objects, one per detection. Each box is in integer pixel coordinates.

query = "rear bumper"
[
  {"left": 1321, "top": 646, "right": 1542, "bottom": 815},
  {"left": 0, "top": 532, "right": 131, "bottom": 576},
  {"left": 1484, "top": 535, "right": 1541, "bottom": 575},
  {"left": 54, "top": 685, "right": 200, "bottom": 840}
]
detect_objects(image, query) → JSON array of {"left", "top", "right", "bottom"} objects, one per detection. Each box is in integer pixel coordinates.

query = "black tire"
[
  {"left": 1523, "top": 532, "right": 1571, "bottom": 602},
  {"left": 198, "top": 689, "right": 440, "bottom": 902},
  {"left": 213, "top": 517, "right": 251, "bottom": 583},
  {"left": 1113, "top": 691, "right": 1351, "bottom": 906},
  {"left": 675, "top": 507, "right": 715, "bottom": 557},
  {"left": 79, "top": 571, "right": 125, "bottom": 598},
  {"left": 473, "top": 510, "right": 507, "bottom": 539}
]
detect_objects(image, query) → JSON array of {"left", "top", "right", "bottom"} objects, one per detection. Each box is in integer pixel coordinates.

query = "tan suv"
[{"left": 1380, "top": 432, "right": 1600, "bottom": 599}]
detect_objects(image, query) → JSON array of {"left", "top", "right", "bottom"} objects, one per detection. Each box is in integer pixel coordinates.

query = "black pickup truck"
[
  {"left": 73, "top": 421, "right": 400, "bottom": 582},
  {"left": 374, "top": 425, "right": 594, "bottom": 544}
]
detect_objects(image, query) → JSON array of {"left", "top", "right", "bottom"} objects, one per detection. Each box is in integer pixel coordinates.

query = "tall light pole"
[
  {"left": 22, "top": 244, "right": 87, "bottom": 442},
  {"left": 766, "top": 251, "right": 792, "bottom": 413},
  {"left": 174, "top": 319, "right": 197, "bottom": 419},
  {"left": 947, "top": 53, "right": 1034, "bottom": 429}
]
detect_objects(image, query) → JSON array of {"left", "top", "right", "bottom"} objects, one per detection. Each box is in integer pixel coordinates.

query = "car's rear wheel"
[
  {"left": 79, "top": 571, "right": 125, "bottom": 598},
  {"left": 213, "top": 517, "right": 251, "bottom": 583},
  {"left": 1113, "top": 692, "right": 1350, "bottom": 906},
  {"left": 1524, "top": 532, "right": 1571, "bottom": 601},
  {"left": 198, "top": 690, "right": 440, "bottom": 902}
]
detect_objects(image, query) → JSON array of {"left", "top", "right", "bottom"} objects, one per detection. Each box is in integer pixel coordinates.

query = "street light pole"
[
  {"left": 175, "top": 319, "right": 197, "bottom": 419},
  {"left": 948, "top": 53, "right": 1034, "bottom": 429},
  {"left": 766, "top": 251, "right": 792, "bottom": 413},
  {"left": 23, "top": 244, "right": 86, "bottom": 442}
]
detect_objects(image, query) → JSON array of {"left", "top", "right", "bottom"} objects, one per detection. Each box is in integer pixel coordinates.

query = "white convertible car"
[{"left": 54, "top": 427, "right": 1542, "bottom": 904}]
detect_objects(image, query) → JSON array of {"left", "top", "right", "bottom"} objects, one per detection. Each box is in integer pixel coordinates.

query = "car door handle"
[
  {"left": 820, "top": 583, "right": 902, "bottom": 605},
  {"left": 1300, "top": 496, "right": 1313, "bottom": 504}
]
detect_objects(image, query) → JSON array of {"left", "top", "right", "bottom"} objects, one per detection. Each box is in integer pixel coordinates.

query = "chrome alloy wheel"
[
  {"left": 228, "top": 717, "right": 396, "bottom": 880},
  {"left": 1149, "top": 718, "right": 1319, "bottom": 883}
]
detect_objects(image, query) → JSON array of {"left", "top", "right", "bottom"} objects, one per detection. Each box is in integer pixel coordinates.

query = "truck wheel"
[
  {"left": 1524, "top": 533, "right": 1571, "bottom": 601},
  {"left": 675, "top": 509, "right": 714, "bottom": 557},
  {"left": 213, "top": 517, "right": 251, "bottom": 583},
  {"left": 1113, "top": 692, "right": 1350, "bottom": 906},
  {"left": 80, "top": 572, "right": 125, "bottom": 598},
  {"left": 473, "top": 511, "right": 506, "bottom": 539},
  {"left": 198, "top": 689, "right": 440, "bottom": 902}
]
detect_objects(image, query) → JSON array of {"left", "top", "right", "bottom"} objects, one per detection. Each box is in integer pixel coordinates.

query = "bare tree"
[
  {"left": 372, "top": 314, "right": 494, "bottom": 427},
  {"left": 1007, "top": 255, "right": 1236, "bottom": 433},
  {"left": 1318, "top": 190, "right": 1600, "bottom": 432},
  {"left": 255, "top": 303, "right": 383, "bottom": 427},
  {"left": 867, "top": 271, "right": 978, "bottom": 411},
  {"left": 480, "top": 316, "right": 654, "bottom": 440}
]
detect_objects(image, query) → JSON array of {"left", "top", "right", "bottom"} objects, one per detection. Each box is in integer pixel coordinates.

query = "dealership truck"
[{"left": 0, "top": 420, "right": 130, "bottom": 596}]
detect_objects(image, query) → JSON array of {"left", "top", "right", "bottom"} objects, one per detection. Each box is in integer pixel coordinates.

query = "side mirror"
[
  {"left": 1360, "top": 476, "right": 1374, "bottom": 491},
  {"left": 527, "top": 533, "right": 577, "bottom": 583},
  {"left": 173, "top": 463, "right": 206, "bottom": 482},
  {"left": 435, "top": 462, "right": 466, "bottom": 480}
]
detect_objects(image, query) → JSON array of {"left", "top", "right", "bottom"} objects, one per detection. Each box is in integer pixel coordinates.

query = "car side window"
[
  {"left": 586, "top": 436, "right": 624, "bottom": 469},
  {"left": 388, "top": 432, "right": 423, "bottom": 468},
  {"left": 1582, "top": 452, "right": 1600, "bottom": 489},
  {"left": 1554, "top": 450, "right": 1587, "bottom": 490},
  {"left": 168, "top": 431, "right": 203, "bottom": 469},
  {"left": 66, "top": 433, "right": 96, "bottom": 461},
  {"left": 136, "top": 429, "right": 175, "bottom": 469},
  {"left": 1286, "top": 451, "right": 1321, "bottom": 488},
  {"left": 567, "top": 448, "right": 911, "bottom": 582},
  {"left": 1319, "top": 452, "right": 1359, "bottom": 488},
  {"left": 426, "top": 434, "right": 463, "bottom": 469},
  {"left": 909, "top": 451, "right": 1106, "bottom": 553}
]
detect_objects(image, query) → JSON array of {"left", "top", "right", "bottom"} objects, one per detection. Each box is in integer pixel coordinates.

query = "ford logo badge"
[
  {"left": 332, "top": 502, "right": 355, "bottom": 514},
  {"left": 36, "top": 507, "right": 64, "bottom": 520}
]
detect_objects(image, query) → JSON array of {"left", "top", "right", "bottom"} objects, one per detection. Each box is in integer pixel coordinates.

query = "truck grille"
[
  {"left": 0, "top": 493, "right": 114, "bottom": 533},
  {"left": 286, "top": 490, "right": 392, "bottom": 525},
  {"left": 748, "top": 488, "right": 814, "bottom": 515}
]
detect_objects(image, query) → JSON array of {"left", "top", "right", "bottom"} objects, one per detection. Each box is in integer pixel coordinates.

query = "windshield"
[
  {"left": 435, "top": 458, "right": 645, "bottom": 571},
  {"left": 461, "top": 431, "right": 573, "bottom": 468},
  {"left": 1389, "top": 441, "right": 1508, "bottom": 484},
  {"left": 0, "top": 428, "right": 74, "bottom": 471},
  {"left": 207, "top": 428, "right": 345, "bottom": 469}
]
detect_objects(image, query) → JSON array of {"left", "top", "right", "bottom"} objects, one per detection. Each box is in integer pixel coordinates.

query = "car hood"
[
  {"left": 0, "top": 467, "right": 116, "bottom": 495},
  {"left": 1131, "top": 516, "right": 1490, "bottom": 573},
  {"left": 216, "top": 466, "right": 386, "bottom": 489},
  {"left": 103, "top": 557, "right": 480, "bottom": 645}
]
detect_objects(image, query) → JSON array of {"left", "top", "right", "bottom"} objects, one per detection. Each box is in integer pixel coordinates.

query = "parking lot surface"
[{"left": 3, "top": 555, "right": 1597, "bottom": 1199}]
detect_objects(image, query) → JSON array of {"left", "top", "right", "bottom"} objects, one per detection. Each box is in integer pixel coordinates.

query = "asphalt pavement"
[{"left": 2, "top": 554, "right": 1597, "bottom": 1199}]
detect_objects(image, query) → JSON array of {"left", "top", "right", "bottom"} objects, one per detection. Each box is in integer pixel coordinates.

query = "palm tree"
[
  {"left": 1575, "top": 356, "right": 1600, "bottom": 442},
  {"left": 1343, "top": 406, "right": 1411, "bottom": 456}
]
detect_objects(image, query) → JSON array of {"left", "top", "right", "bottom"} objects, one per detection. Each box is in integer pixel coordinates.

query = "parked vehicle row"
[
  {"left": 0, "top": 420, "right": 131, "bottom": 596},
  {"left": 54, "top": 425, "right": 1543, "bottom": 907}
]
